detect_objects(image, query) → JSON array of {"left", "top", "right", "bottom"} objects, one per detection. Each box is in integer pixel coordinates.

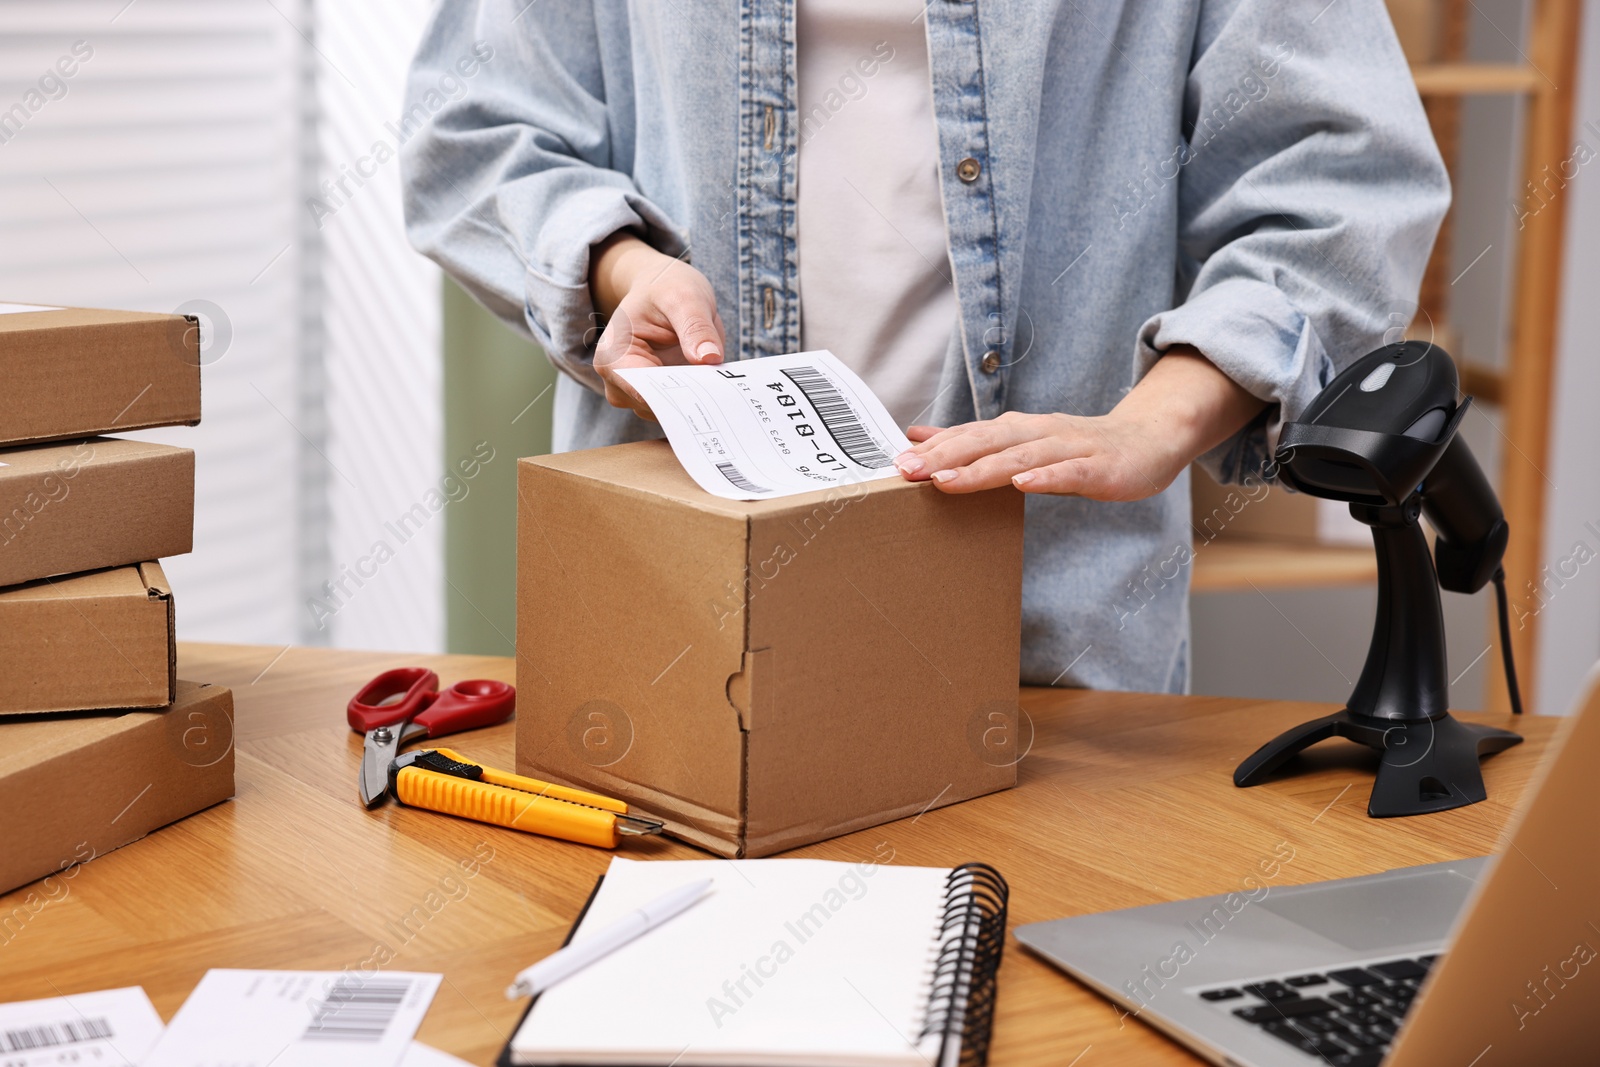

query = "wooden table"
[{"left": 0, "top": 643, "right": 1555, "bottom": 1065}]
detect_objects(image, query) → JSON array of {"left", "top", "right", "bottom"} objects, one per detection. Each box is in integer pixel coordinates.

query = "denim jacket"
[{"left": 401, "top": 0, "right": 1447, "bottom": 692}]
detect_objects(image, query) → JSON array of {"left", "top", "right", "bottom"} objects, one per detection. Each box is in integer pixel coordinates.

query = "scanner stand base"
[
  {"left": 1232, "top": 498, "right": 1521, "bottom": 817},
  {"left": 1233, "top": 709, "right": 1522, "bottom": 817}
]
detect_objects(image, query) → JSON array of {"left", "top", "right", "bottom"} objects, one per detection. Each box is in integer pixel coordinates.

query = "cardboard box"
[
  {"left": 517, "top": 441, "right": 1026, "bottom": 857},
  {"left": 0, "top": 437, "right": 194, "bottom": 587},
  {"left": 0, "top": 681, "right": 235, "bottom": 897},
  {"left": 0, "top": 562, "right": 175, "bottom": 716},
  {"left": 0, "top": 305, "right": 201, "bottom": 447}
]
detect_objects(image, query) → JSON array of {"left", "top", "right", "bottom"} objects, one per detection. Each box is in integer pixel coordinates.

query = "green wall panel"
[{"left": 442, "top": 277, "right": 557, "bottom": 654}]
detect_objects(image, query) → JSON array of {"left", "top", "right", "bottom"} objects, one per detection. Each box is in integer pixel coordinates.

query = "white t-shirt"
[{"left": 796, "top": 0, "right": 957, "bottom": 429}]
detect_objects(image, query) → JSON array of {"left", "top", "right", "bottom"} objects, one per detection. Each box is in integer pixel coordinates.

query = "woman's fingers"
[
  {"left": 1010, "top": 458, "right": 1092, "bottom": 495},
  {"left": 595, "top": 344, "right": 663, "bottom": 416},
  {"left": 1010, "top": 454, "right": 1156, "bottom": 501},
  {"left": 894, "top": 396, "right": 1198, "bottom": 501},
  {"left": 926, "top": 440, "right": 1077, "bottom": 493},
  {"left": 659, "top": 287, "right": 724, "bottom": 365},
  {"left": 899, "top": 414, "right": 1065, "bottom": 481},
  {"left": 593, "top": 257, "right": 726, "bottom": 418},
  {"left": 602, "top": 378, "right": 656, "bottom": 420}
]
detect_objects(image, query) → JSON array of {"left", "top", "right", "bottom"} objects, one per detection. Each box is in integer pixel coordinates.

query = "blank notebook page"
[{"left": 510, "top": 857, "right": 949, "bottom": 1066}]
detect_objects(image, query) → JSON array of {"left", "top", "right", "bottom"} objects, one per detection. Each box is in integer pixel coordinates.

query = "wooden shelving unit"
[
  {"left": 1410, "top": 62, "right": 1542, "bottom": 95},
  {"left": 1191, "top": 0, "right": 1583, "bottom": 713},
  {"left": 1191, "top": 541, "right": 1377, "bottom": 595}
]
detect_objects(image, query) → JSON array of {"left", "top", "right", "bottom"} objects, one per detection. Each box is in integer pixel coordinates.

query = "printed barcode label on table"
[
  {"left": 4, "top": 1016, "right": 114, "bottom": 1052},
  {"left": 716, "top": 461, "right": 772, "bottom": 495},
  {"left": 300, "top": 978, "right": 413, "bottom": 1043},
  {"left": 781, "top": 365, "right": 894, "bottom": 468}
]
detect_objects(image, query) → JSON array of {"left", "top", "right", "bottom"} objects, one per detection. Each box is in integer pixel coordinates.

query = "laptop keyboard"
[{"left": 1195, "top": 954, "right": 1439, "bottom": 1065}]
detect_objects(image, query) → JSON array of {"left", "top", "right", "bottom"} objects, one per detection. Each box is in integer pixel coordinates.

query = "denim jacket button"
[
  {"left": 980, "top": 349, "right": 1001, "bottom": 374},
  {"left": 956, "top": 157, "right": 982, "bottom": 183}
]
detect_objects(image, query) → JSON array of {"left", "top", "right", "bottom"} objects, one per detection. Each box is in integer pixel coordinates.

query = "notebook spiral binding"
[{"left": 919, "top": 863, "right": 1009, "bottom": 1067}]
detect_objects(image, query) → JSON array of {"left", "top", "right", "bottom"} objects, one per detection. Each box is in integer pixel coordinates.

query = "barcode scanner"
[
  {"left": 1275, "top": 341, "right": 1510, "bottom": 595},
  {"left": 1235, "top": 340, "right": 1524, "bottom": 817}
]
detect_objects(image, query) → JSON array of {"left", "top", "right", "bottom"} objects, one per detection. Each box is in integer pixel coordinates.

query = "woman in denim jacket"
[{"left": 400, "top": 0, "right": 1447, "bottom": 692}]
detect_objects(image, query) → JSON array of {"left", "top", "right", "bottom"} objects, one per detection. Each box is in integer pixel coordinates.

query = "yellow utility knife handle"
[
  {"left": 430, "top": 747, "right": 629, "bottom": 814},
  {"left": 395, "top": 762, "right": 624, "bottom": 848}
]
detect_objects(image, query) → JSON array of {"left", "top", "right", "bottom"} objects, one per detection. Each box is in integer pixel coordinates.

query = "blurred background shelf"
[
  {"left": 1191, "top": 541, "right": 1379, "bottom": 594},
  {"left": 1411, "top": 62, "right": 1542, "bottom": 95}
]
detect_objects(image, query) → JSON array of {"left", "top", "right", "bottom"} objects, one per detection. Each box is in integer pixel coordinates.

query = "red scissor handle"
[
  {"left": 412, "top": 679, "right": 516, "bottom": 736},
  {"left": 347, "top": 667, "right": 440, "bottom": 732}
]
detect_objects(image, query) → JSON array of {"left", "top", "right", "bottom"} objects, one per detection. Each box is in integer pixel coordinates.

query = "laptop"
[{"left": 1015, "top": 665, "right": 1600, "bottom": 1067}]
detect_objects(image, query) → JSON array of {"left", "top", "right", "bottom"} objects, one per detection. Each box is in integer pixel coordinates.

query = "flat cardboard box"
[
  {"left": 0, "top": 437, "right": 194, "bottom": 587},
  {"left": 0, "top": 681, "right": 235, "bottom": 897},
  {"left": 0, "top": 562, "right": 175, "bottom": 716},
  {"left": 0, "top": 305, "right": 201, "bottom": 446},
  {"left": 518, "top": 440, "right": 1026, "bottom": 857}
]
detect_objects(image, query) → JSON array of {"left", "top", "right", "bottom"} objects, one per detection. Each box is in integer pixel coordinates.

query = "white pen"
[{"left": 505, "top": 877, "right": 715, "bottom": 999}]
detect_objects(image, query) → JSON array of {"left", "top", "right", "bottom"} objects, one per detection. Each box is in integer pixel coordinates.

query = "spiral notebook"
[{"left": 499, "top": 857, "right": 1007, "bottom": 1067}]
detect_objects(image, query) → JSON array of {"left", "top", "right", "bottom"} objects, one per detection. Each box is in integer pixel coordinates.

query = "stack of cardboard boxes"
[{"left": 0, "top": 304, "right": 236, "bottom": 897}]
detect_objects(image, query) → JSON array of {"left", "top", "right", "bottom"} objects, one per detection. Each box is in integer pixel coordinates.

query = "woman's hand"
[
  {"left": 895, "top": 409, "right": 1192, "bottom": 501},
  {"left": 589, "top": 233, "right": 726, "bottom": 419},
  {"left": 892, "top": 348, "right": 1267, "bottom": 501}
]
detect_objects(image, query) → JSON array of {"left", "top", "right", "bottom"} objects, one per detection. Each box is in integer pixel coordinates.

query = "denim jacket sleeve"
[
  {"left": 1136, "top": 0, "right": 1451, "bottom": 485},
  {"left": 399, "top": 0, "right": 686, "bottom": 389}
]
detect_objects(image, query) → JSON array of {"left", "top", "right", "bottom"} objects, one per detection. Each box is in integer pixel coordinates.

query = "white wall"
[
  {"left": 309, "top": 0, "right": 444, "bottom": 652},
  {"left": 1535, "top": 5, "right": 1600, "bottom": 715},
  {"left": 0, "top": 0, "right": 309, "bottom": 645},
  {"left": 0, "top": 0, "right": 447, "bottom": 653}
]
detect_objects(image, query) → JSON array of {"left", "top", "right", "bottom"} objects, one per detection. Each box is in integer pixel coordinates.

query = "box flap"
[
  {"left": 2, "top": 680, "right": 228, "bottom": 766},
  {"left": 528, "top": 440, "right": 922, "bottom": 517},
  {"left": 0, "top": 564, "right": 155, "bottom": 603},
  {"left": 528, "top": 440, "right": 752, "bottom": 517},
  {"left": 0, "top": 306, "right": 183, "bottom": 335},
  {"left": 0, "top": 436, "right": 186, "bottom": 474},
  {"left": 4, "top": 706, "right": 154, "bottom": 766},
  {"left": 137, "top": 559, "right": 172, "bottom": 598}
]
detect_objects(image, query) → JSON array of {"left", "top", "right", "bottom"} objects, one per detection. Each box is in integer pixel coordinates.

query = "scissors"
[
  {"left": 350, "top": 667, "right": 516, "bottom": 808},
  {"left": 349, "top": 667, "right": 662, "bottom": 848}
]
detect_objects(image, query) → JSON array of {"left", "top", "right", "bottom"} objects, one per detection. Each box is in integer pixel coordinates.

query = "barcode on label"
[
  {"left": 3, "top": 1017, "right": 113, "bottom": 1052},
  {"left": 781, "top": 365, "right": 894, "bottom": 468},
  {"left": 300, "top": 977, "right": 412, "bottom": 1043},
  {"left": 716, "top": 461, "right": 772, "bottom": 495}
]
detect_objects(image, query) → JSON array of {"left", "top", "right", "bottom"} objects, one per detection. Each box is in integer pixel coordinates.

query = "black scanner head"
[
  {"left": 1274, "top": 341, "right": 1468, "bottom": 507},
  {"left": 1301, "top": 340, "right": 1460, "bottom": 439},
  {"left": 1274, "top": 341, "right": 1507, "bottom": 595}
]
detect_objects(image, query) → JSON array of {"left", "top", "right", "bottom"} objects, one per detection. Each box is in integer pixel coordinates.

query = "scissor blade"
[{"left": 360, "top": 730, "right": 400, "bottom": 808}]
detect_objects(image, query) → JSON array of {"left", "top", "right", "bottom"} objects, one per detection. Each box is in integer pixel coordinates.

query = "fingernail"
[
  {"left": 895, "top": 454, "right": 925, "bottom": 475},
  {"left": 1012, "top": 471, "right": 1034, "bottom": 487},
  {"left": 930, "top": 469, "right": 957, "bottom": 484},
  {"left": 695, "top": 342, "right": 721, "bottom": 363}
]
